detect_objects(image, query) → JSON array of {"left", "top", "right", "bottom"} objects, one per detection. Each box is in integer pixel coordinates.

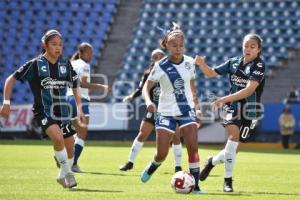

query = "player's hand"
[
  {"left": 0, "top": 104, "right": 10, "bottom": 119},
  {"left": 103, "top": 85, "right": 112, "bottom": 93},
  {"left": 195, "top": 110, "right": 202, "bottom": 128},
  {"left": 77, "top": 108, "right": 87, "bottom": 128},
  {"left": 211, "top": 97, "right": 225, "bottom": 110},
  {"left": 122, "top": 95, "right": 133, "bottom": 103},
  {"left": 194, "top": 55, "right": 206, "bottom": 66},
  {"left": 146, "top": 101, "right": 156, "bottom": 113}
]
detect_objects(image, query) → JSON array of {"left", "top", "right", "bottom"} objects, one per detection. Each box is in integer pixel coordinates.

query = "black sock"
[{"left": 190, "top": 167, "right": 200, "bottom": 189}]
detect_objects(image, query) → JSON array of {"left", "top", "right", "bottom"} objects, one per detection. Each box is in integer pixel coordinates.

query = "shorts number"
[{"left": 240, "top": 126, "right": 250, "bottom": 139}]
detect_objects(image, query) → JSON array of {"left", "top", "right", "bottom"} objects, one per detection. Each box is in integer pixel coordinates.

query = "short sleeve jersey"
[
  {"left": 13, "top": 55, "right": 78, "bottom": 121},
  {"left": 214, "top": 56, "right": 265, "bottom": 117},
  {"left": 66, "top": 59, "right": 90, "bottom": 100},
  {"left": 148, "top": 55, "right": 196, "bottom": 116}
]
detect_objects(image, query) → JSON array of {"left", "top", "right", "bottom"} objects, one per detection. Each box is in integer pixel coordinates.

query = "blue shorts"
[
  {"left": 155, "top": 110, "right": 197, "bottom": 133},
  {"left": 66, "top": 96, "right": 90, "bottom": 120}
]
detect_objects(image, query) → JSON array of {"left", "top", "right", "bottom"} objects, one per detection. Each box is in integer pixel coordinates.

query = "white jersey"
[
  {"left": 66, "top": 59, "right": 90, "bottom": 100},
  {"left": 148, "top": 55, "right": 196, "bottom": 116}
]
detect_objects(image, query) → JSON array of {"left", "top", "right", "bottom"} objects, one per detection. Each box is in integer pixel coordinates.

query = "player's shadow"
[
  {"left": 239, "top": 191, "right": 300, "bottom": 196},
  {"left": 70, "top": 188, "right": 123, "bottom": 193},
  {"left": 83, "top": 171, "right": 129, "bottom": 176}
]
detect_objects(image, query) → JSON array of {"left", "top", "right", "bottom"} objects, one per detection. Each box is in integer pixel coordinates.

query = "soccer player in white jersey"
[
  {"left": 66, "top": 42, "right": 111, "bottom": 172},
  {"left": 140, "top": 23, "right": 202, "bottom": 194}
]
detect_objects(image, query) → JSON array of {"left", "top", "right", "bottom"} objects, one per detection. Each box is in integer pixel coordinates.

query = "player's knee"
[{"left": 188, "top": 152, "right": 200, "bottom": 163}]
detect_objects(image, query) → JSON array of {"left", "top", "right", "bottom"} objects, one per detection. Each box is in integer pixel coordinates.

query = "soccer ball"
[{"left": 171, "top": 171, "right": 195, "bottom": 194}]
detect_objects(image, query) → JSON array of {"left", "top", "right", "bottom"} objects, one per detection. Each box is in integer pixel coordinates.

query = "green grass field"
[{"left": 0, "top": 140, "right": 299, "bottom": 200}]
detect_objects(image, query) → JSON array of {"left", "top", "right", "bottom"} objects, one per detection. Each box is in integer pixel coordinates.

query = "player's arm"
[
  {"left": 123, "top": 73, "right": 148, "bottom": 102},
  {"left": 190, "top": 80, "right": 200, "bottom": 110},
  {"left": 212, "top": 80, "right": 259, "bottom": 109},
  {"left": 194, "top": 55, "right": 219, "bottom": 77},
  {"left": 142, "top": 79, "right": 156, "bottom": 112},
  {"left": 0, "top": 75, "right": 16, "bottom": 118},
  {"left": 80, "top": 76, "right": 112, "bottom": 93},
  {"left": 72, "top": 88, "right": 87, "bottom": 125}
]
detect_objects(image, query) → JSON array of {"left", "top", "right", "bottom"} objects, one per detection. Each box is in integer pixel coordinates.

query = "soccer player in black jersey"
[
  {"left": 0, "top": 30, "right": 85, "bottom": 188},
  {"left": 119, "top": 49, "right": 183, "bottom": 173},
  {"left": 195, "top": 34, "right": 265, "bottom": 192}
]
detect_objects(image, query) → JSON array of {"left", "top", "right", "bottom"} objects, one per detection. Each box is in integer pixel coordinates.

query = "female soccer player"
[
  {"left": 141, "top": 23, "right": 202, "bottom": 194},
  {"left": 66, "top": 42, "right": 111, "bottom": 173},
  {"left": 195, "top": 33, "right": 265, "bottom": 192},
  {"left": 0, "top": 30, "right": 84, "bottom": 188},
  {"left": 119, "top": 49, "right": 183, "bottom": 173}
]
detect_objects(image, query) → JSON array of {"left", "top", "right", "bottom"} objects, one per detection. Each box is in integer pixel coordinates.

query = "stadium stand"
[
  {"left": 112, "top": 0, "right": 300, "bottom": 103},
  {"left": 0, "top": 0, "right": 119, "bottom": 104}
]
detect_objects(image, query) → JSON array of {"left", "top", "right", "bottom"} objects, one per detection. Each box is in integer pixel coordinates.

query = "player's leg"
[
  {"left": 172, "top": 125, "right": 182, "bottom": 172},
  {"left": 181, "top": 123, "right": 202, "bottom": 193},
  {"left": 120, "top": 120, "right": 154, "bottom": 171},
  {"left": 141, "top": 128, "right": 172, "bottom": 182},
  {"left": 72, "top": 116, "right": 89, "bottom": 172},
  {"left": 46, "top": 123, "right": 76, "bottom": 188},
  {"left": 223, "top": 124, "right": 239, "bottom": 192}
]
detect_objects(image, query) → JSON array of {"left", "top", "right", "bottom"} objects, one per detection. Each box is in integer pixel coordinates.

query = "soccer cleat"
[
  {"left": 199, "top": 156, "right": 214, "bottom": 181},
  {"left": 141, "top": 162, "right": 160, "bottom": 183},
  {"left": 223, "top": 177, "right": 233, "bottom": 192},
  {"left": 192, "top": 186, "right": 204, "bottom": 194},
  {"left": 54, "top": 156, "right": 60, "bottom": 168},
  {"left": 174, "top": 166, "right": 182, "bottom": 173},
  {"left": 56, "top": 178, "right": 67, "bottom": 188},
  {"left": 72, "top": 164, "right": 82, "bottom": 173},
  {"left": 119, "top": 161, "right": 134, "bottom": 171},
  {"left": 65, "top": 172, "right": 77, "bottom": 188}
]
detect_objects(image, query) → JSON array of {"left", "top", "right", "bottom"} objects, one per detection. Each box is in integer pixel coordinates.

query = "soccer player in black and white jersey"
[
  {"left": 119, "top": 49, "right": 184, "bottom": 173},
  {"left": 141, "top": 23, "right": 202, "bottom": 194},
  {"left": 195, "top": 34, "right": 265, "bottom": 192},
  {"left": 0, "top": 30, "right": 84, "bottom": 188}
]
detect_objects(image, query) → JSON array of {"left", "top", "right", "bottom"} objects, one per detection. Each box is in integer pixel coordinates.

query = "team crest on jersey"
[
  {"left": 245, "top": 65, "right": 251, "bottom": 75},
  {"left": 184, "top": 62, "right": 192, "bottom": 70},
  {"left": 60, "top": 66, "right": 67, "bottom": 74}
]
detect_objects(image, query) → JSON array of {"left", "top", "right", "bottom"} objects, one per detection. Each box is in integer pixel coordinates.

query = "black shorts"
[
  {"left": 221, "top": 107, "right": 258, "bottom": 143},
  {"left": 142, "top": 111, "right": 155, "bottom": 125},
  {"left": 35, "top": 114, "right": 76, "bottom": 139}
]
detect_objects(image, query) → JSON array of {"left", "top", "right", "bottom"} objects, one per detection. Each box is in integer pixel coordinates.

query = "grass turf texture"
[{"left": 0, "top": 140, "right": 299, "bottom": 200}]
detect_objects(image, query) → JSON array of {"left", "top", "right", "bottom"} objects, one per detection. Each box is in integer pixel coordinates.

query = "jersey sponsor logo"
[
  {"left": 60, "top": 65, "right": 67, "bottom": 74},
  {"left": 230, "top": 74, "right": 248, "bottom": 87},
  {"left": 41, "top": 77, "right": 66, "bottom": 89},
  {"left": 41, "top": 65, "right": 47, "bottom": 72},
  {"left": 256, "top": 63, "right": 263, "bottom": 68},
  {"left": 173, "top": 78, "right": 185, "bottom": 96},
  {"left": 252, "top": 70, "right": 263, "bottom": 76}
]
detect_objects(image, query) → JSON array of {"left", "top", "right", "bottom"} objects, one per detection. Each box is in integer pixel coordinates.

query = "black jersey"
[
  {"left": 132, "top": 71, "right": 160, "bottom": 106},
  {"left": 13, "top": 55, "right": 78, "bottom": 122},
  {"left": 214, "top": 56, "right": 265, "bottom": 118}
]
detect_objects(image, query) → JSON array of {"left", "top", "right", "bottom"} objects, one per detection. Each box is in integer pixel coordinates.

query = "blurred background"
[{"left": 0, "top": 0, "right": 299, "bottom": 148}]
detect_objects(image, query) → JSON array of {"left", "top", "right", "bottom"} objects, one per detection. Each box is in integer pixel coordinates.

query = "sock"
[
  {"left": 189, "top": 162, "right": 200, "bottom": 190},
  {"left": 212, "top": 149, "right": 225, "bottom": 166},
  {"left": 128, "top": 138, "right": 144, "bottom": 163},
  {"left": 172, "top": 143, "right": 182, "bottom": 167},
  {"left": 224, "top": 140, "right": 238, "bottom": 178},
  {"left": 147, "top": 159, "right": 161, "bottom": 175},
  {"left": 68, "top": 157, "right": 74, "bottom": 170},
  {"left": 73, "top": 137, "right": 84, "bottom": 165},
  {"left": 54, "top": 148, "right": 71, "bottom": 179}
]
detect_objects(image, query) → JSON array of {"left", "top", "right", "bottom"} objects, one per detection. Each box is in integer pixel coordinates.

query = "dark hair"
[
  {"left": 71, "top": 42, "right": 93, "bottom": 61},
  {"left": 144, "top": 49, "right": 165, "bottom": 75},
  {"left": 41, "top": 29, "right": 62, "bottom": 53},
  {"left": 243, "top": 33, "right": 263, "bottom": 57}
]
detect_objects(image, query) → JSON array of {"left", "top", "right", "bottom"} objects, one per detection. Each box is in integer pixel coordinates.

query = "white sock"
[
  {"left": 224, "top": 140, "right": 238, "bottom": 178},
  {"left": 68, "top": 157, "right": 74, "bottom": 169},
  {"left": 75, "top": 137, "right": 85, "bottom": 147},
  {"left": 128, "top": 138, "right": 144, "bottom": 163},
  {"left": 172, "top": 143, "right": 182, "bottom": 167},
  {"left": 212, "top": 149, "right": 225, "bottom": 166},
  {"left": 55, "top": 148, "right": 71, "bottom": 179}
]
